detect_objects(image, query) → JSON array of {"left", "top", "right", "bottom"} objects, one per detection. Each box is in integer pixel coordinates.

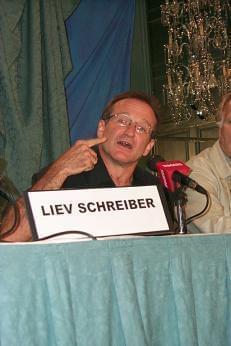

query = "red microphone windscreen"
[{"left": 156, "top": 160, "right": 191, "bottom": 192}]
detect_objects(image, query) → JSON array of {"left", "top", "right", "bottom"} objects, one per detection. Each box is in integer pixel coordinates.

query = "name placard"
[{"left": 25, "top": 185, "right": 173, "bottom": 240}]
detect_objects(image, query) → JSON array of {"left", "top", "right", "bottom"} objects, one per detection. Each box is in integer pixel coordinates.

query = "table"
[{"left": 0, "top": 234, "right": 230, "bottom": 346}]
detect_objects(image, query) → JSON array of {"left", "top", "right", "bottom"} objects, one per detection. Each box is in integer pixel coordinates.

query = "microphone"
[
  {"left": 172, "top": 170, "right": 207, "bottom": 195},
  {"left": 147, "top": 157, "right": 208, "bottom": 235},
  {"left": 148, "top": 157, "right": 207, "bottom": 195},
  {"left": 148, "top": 157, "right": 189, "bottom": 234}
]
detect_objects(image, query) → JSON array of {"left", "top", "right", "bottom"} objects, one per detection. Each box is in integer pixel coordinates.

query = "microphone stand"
[{"left": 174, "top": 188, "right": 187, "bottom": 234}]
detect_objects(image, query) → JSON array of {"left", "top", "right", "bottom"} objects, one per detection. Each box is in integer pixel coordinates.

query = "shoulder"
[
  {"left": 187, "top": 140, "right": 219, "bottom": 171},
  {"left": 187, "top": 140, "right": 230, "bottom": 180},
  {"left": 186, "top": 141, "right": 225, "bottom": 194}
]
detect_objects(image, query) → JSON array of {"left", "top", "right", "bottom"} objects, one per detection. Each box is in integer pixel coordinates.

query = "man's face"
[
  {"left": 219, "top": 100, "right": 231, "bottom": 158},
  {"left": 97, "top": 98, "right": 157, "bottom": 166}
]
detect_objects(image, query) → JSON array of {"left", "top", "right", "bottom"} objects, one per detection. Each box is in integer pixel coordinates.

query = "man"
[
  {"left": 1, "top": 91, "right": 161, "bottom": 241},
  {"left": 186, "top": 92, "right": 231, "bottom": 233}
]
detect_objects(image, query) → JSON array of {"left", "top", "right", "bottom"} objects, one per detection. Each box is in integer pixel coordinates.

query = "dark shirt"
[
  {"left": 32, "top": 149, "right": 158, "bottom": 188},
  {"left": 62, "top": 152, "right": 159, "bottom": 189},
  {"left": 32, "top": 150, "right": 173, "bottom": 221},
  {"left": 62, "top": 153, "right": 174, "bottom": 232}
]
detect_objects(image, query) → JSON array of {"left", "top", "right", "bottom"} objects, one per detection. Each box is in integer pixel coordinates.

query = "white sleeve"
[{"left": 185, "top": 158, "right": 231, "bottom": 234}]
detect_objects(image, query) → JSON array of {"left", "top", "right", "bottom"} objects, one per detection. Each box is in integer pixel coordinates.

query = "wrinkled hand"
[
  {"left": 56, "top": 137, "right": 107, "bottom": 176},
  {"left": 2, "top": 137, "right": 107, "bottom": 242},
  {"left": 33, "top": 137, "right": 107, "bottom": 190}
]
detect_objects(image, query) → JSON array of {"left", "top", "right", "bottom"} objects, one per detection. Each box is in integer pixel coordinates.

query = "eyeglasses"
[{"left": 105, "top": 113, "right": 153, "bottom": 136}]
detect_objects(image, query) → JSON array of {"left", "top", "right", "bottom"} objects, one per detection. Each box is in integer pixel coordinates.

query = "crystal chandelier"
[{"left": 161, "top": 0, "right": 230, "bottom": 124}]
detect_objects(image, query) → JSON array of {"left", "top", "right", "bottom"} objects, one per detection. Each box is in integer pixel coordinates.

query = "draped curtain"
[
  {"left": 65, "top": 0, "right": 135, "bottom": 144},
  {"left": 0, "top": 0, "right": 135, "bottom": 193},
  {"left": 0, "top": 0, "right": 79, "bottom": 193}
]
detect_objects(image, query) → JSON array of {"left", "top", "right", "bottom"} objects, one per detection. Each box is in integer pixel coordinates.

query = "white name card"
[{"left": 25, "top": 185, "right": 172, "bottom": 240}]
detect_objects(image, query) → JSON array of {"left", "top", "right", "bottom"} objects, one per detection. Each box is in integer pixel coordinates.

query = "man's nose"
[{"left": 124, "top": 122, "right": 136, "bottom": 136}]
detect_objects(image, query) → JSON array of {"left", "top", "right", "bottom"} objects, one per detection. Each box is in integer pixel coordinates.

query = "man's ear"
[
  {"left": 143, "top": 139, "right": 155, "bottom": 157},
  {"left": 97, "top": 120, "right": 106, "bottom": 138}
]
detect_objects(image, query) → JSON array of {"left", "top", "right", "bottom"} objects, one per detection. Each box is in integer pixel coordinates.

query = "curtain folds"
[
  {"left": 0, "top": 0, "right": 79, "bottom": 192},
  {"left": 65, "top": 0, "right": 135, "bottom": 144}
]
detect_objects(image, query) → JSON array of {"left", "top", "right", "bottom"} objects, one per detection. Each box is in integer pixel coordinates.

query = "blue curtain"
[{"left": 65, "top": 0, "right": 135, "bottom": 144}]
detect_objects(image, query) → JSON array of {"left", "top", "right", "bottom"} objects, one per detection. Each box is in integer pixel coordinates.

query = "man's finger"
[{"left": 85, "top": 137, "right": 107, "bottom": 147}]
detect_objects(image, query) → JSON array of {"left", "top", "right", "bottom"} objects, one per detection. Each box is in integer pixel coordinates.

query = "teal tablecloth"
[{"left": 0, "top": 234, "right": 230, "bottom": 346}]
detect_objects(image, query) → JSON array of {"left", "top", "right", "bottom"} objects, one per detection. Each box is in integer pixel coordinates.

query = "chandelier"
[{"left": 161, "top": 0, "right": 230, "bottom": 124}]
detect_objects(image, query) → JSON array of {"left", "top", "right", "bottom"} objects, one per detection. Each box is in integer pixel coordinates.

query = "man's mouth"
[{"left": 117, "top": 140, "right": 133, "bottom": 149}]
